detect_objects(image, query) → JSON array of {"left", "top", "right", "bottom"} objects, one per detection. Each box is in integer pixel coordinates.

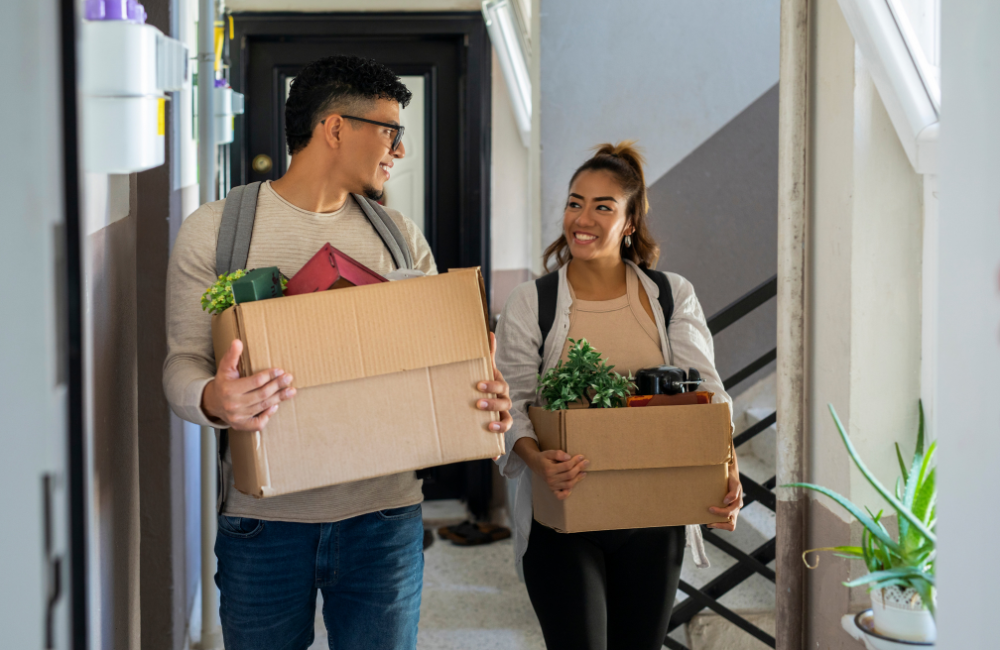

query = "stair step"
[{"left": 686, "top": 610, "right": 776, "bottom": 650}]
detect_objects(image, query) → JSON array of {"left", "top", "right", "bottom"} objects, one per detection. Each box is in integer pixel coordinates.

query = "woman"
[{"left": 494, "top": 142, "right": 743, "bottom": 650}]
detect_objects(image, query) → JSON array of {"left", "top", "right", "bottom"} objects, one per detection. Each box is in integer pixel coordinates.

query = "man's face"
[{"left": 338, "top": 99, "right": 406, "bottom": 200}]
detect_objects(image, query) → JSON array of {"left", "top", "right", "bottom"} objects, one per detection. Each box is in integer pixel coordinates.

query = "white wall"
[
  {"left": 538, "top": 0, "right": 780, "bottom": 247},
  {"left": 490, "top": 49, "right": 531, "bottom": 273},
  {"left": 935, "top": 1, "right": 1000, "bottom": 646},
  {"left": 804, "top": 2, "right": 926, "bottom": 643},
  {"left": 808, "top": 0, "right": 923, "bottom": 527}
]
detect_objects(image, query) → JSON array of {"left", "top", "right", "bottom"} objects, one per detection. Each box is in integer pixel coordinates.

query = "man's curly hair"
[{"left": 285, "top": 55, "right": 412, "bottom": 155}]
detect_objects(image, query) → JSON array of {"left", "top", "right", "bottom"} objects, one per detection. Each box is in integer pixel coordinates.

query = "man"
[{"left": 164, "top": 55, "right": 513, "bottom": 650}]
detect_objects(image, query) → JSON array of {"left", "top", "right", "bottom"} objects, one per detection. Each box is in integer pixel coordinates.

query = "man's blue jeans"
[{"left": 214, "top": 504, "right": 424, "bottom": 650}]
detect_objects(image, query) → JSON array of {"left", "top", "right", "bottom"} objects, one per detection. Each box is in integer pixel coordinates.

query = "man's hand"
[
  {"left": 476, "top": 333, "right": 513, "bottom": 435},
  {"left": 202, "top": 339, "right": 297, "bottom": 432}
]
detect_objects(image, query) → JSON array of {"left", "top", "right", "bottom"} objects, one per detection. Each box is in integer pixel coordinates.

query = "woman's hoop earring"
[{"left": 624, "top": 234, "right": 632, "bottom": 248}]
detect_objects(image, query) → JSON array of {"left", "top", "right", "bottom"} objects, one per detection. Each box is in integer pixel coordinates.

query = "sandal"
[{"left": 436, "top": 520, "right": 511, "bottom": 546}]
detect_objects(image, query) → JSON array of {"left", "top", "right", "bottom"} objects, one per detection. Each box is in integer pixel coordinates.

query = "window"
[{"left": 886, "top": 0, "right": 940, "bottom": 109}]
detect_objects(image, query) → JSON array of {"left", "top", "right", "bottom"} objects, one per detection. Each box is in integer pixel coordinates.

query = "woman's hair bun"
[{"left": 593, "top": 140, "right": 648, "bottom": 213}]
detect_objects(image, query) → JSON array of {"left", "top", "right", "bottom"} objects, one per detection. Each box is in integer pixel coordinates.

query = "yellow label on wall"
[{"left": 157, "top": 98, "right": 166, "bottom": 136}]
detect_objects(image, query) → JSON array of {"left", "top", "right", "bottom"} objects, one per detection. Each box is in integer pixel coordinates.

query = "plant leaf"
[
  {"left": 915, "top": 399, "right": 925, "bottom": 456},
  {"left": 783, "top": 482, "right": 900, "bottom": 551},
  {"left": 904, "top": 468, "right": 936, "bottom": 554},
  {"left": 827, "top": 405, "right": 936, "bottom": 544},
  {"left": 895, "top": 442, "right": 909, "bottom": 486},
  {"left": 844, "top": 566, "right": 935, "bottom": 589}
]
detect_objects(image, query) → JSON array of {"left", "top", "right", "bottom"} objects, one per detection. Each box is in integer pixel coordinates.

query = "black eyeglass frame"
[{"left": 322, "top": 114, "right": 405, "bottom": 151}]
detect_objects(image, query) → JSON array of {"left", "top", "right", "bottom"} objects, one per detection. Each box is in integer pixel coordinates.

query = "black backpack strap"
[
  {"left": 535, "top": 267, "right": 673, "bottom": 362},
  {"left": 352, "top": 194, "right": 413, "bottom": 270},
  {"left": 216, "top": 181, "right": 262, "bottom": 276},
  {"left": 637, "top": 266, "right": 674, "bottom": 325},
  {"left": 535, "top": 270, "right": 560, "bottom": 360},
  {"left": 213, "top": 181, "right": 261, "bottom": 512},
  {"left": 637, "top": 266, "right": 675, "bottom": 363}
]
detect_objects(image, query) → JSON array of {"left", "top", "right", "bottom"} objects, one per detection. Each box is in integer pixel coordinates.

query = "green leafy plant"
[
  {"left": 783, "top": 402, "right": 936, "bottom": 614},
  {"left": 201, "top": 269, "right": 288, "bottom": 316},
  {"left": 537, "top": 338, "right": 635, "bottom": 410}
]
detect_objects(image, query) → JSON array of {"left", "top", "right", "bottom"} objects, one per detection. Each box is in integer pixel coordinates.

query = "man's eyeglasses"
[{"left": 322, "top": 115, "right": 405, "bottom": 152}]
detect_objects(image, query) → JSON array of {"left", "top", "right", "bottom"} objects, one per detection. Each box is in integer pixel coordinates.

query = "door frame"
[{"left": 229, "top": 12, "right": 492, "bottom": 288}]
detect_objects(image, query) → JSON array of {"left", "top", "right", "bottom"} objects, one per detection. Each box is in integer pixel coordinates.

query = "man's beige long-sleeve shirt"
[{"left": 163, "top": 180, "right": 437, "bottom": 522}]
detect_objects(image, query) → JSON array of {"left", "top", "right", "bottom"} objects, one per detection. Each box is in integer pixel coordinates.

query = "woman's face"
[{"left": 562, "top": 170, "right": 633, "bottom": 264}]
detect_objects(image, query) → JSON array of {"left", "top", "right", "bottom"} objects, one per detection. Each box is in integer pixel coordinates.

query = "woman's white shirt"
[{"left": 494, "top": 260, "right": 732, "bottom": 570}]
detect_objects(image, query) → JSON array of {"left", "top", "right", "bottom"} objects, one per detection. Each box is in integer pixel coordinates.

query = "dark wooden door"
[{"left": 230, "top": 12, "right": 494, "bottom": 518}]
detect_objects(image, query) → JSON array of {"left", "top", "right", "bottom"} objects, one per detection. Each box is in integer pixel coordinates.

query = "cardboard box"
[
  {"left": 212, "top": 268, "right": 504, "bottom": 498},
  {"left": 528, "top": 403, "right": 733, "bottom": 532}
]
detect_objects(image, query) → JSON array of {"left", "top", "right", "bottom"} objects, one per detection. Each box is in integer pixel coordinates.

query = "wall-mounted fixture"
[
  {"left": 214, "top": 81, "right": 245, "bottom": 145},
  {"left": 80, "top": 1, "right": 189, "bottom": 173},
  {"left": 482, "top": 0, "right": 531, "bottom": 147}
]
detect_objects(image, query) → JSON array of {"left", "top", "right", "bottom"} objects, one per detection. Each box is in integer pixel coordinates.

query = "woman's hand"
[
  {"left": 513, "top": 438, "right": 589, "bottom": 500},
  {"left": 707, "top": 458, "right": 743, "bottom": 531},
  {"left": 476, "top": 333, "right": 514, "bottom": 434}
]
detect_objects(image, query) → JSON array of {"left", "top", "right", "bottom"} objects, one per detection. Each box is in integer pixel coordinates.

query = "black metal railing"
[{"left": 665, "top": 274, "right": 778, "bottom": 649}]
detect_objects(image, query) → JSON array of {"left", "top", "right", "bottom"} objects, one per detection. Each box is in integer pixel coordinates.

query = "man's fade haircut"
[{"left": 285, "top": 55, "right": 412, "bottom": 155}]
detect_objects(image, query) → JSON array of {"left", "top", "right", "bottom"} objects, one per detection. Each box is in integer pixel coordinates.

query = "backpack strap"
[
  {"left": 352, "top": 194, "right": 413, "bottom": 270},
  {"left": 213, "top": 181, "right": 261, "bottom": 513},
  {"left": 216, "top": 182, "right": 262, "bottom": 276},
  {"left": 534, "top": 270, "right": 560, "bottom": 361},
  {"left": 534, "top": 266, "right": 675, "bottom": 362},
  {"left": 637, "top": 266, "right": 675, "bottom": 325}
]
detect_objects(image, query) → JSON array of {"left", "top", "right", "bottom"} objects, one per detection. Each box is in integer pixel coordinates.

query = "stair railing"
[{"left": 664, "top": 274, "right": 778, "bottom": 650}]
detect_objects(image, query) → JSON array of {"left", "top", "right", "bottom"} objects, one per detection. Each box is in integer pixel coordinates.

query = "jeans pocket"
[
  {"left": 375, "top": 503, "right": 423, "bottom": 522},
  {"left": 217, "top": 515, "right": 264, "bottom": 539}
]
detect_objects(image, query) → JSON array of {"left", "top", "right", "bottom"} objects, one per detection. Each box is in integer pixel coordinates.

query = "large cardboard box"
[
  {"left": 211, "top": 268, "right": 504, "bottom": 498},
  {"left": 529, "top": 403, "right": 733, "bottom": 532}
]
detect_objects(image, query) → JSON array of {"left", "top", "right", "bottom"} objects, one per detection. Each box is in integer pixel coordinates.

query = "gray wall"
[
  {"left": 539, "top": 0, "right": 780, "bottom": 392},
  {"left": 87, "top": 179, "right": 141, "bottom": 650},
  {"left": 647, "top": 85, "right": 779, "bottom": 388}
]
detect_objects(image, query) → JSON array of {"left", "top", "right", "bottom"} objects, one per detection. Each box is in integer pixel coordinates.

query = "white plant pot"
[{"left": 870, "top": 586, "right": 936, "bottom": 643}]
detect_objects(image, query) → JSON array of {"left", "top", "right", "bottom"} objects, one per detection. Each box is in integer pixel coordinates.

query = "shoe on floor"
[{"left": 437, "top": 520, "right": 511, "bottom": 546}]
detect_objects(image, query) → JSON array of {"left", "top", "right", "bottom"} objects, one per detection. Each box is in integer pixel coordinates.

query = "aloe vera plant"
[{"left": 783, "top": 402, "right": 936, "bottom": 615}]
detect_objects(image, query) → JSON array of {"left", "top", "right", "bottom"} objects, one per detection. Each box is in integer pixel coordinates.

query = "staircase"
[{"left": 665, "top": 275, "right": 778, "bottom": 650}]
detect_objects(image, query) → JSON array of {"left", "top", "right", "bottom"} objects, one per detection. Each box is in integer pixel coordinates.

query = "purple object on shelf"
[
  {"left": 84, "top": 0, "right": 146, "bottom": 23},
  {"left": 104, "top": 0, "right": 127, "bottom": 20},
  {"left": 84, "top": 0, "right": 105, "bottom": 20},
  {"left": 215, "top": 79, "right": 229, "bottom": 88},
  {"left": 126, "top": 0, "right": 147, "bottom": 24}
]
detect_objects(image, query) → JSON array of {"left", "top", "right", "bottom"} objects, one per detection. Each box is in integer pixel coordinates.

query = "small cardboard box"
[
  {"left": 528, "top": 403, "right": 733, "bottom": 532},
  {"left": 212, "top": 268, "right": 504, "bottom": 498}
]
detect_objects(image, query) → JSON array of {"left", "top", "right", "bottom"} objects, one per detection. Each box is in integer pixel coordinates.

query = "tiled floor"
[
  {"left": 193, "top": 500, "right": 732, "bottom": 649},
  {"left": 307, "top": 533, "right": 545, "bottom": 650}
]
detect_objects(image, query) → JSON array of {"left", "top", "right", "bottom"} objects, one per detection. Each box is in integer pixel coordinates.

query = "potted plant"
[
  {"left": 537, "top": 338, "right": 634, "bottom": 410},
  {"left": 784, "top": 403, "right": 936, "bottom": 644}
]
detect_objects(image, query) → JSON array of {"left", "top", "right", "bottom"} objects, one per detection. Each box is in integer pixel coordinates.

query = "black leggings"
[{"left": 522, "top": 518, "right": 685, "bottom": 650}]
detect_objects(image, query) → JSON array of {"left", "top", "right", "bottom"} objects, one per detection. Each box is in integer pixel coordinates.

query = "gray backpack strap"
[
  {"left": 212, "top": 181, "right": 261, "bottom": 513},
  {"left": 216, "top": 181, "right": 263, "bottom": 276},
  {"left": 352, "top": 194, "right": 413, "bottom": 270}
]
